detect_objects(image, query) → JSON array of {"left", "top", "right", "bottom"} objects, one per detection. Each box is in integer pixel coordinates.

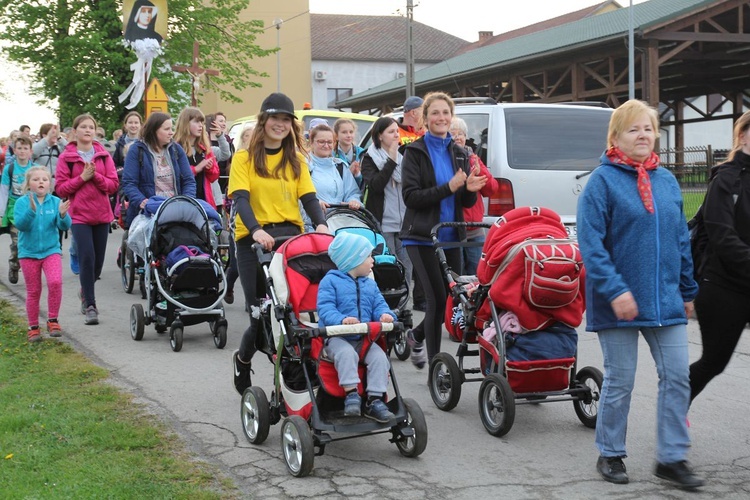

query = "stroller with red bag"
[
  {"left": 427, "top": 207, "right": 603, "bottom": 437},
  {"left": 239, "top": 233, "right": 427, "bottom": 477}
]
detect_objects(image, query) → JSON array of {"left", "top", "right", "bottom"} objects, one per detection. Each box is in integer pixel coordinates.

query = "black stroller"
[{"left": 127, "top": 196, "right": 228, "bottom": 352}]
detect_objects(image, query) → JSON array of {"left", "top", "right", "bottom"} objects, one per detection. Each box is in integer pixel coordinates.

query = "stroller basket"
[{"left": 505, "top": 357, "right": 575, "bottom": 394}]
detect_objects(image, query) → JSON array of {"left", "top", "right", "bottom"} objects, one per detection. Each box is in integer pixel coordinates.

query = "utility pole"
[
  {"left": 274, "top": 18, "right": 283, "bottom": 92},
  {"left": 406, "top": 0, "right": 415, "bottom": 98}
]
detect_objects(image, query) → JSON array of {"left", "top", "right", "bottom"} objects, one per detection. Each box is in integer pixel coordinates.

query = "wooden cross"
[{"left": 171, "top": 41, "right": 219, "bottom": 107}]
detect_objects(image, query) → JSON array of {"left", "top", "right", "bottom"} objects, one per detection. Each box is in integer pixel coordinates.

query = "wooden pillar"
[
  {"left": 643, "top": 40, "right": 660, "bottom": 148},
  {"left": 571, "top": 62, "right": 580, "bottom": 101},
  {"left": 512, "top": 75, "right": 524, "bottom": 103},
  {"left": 675, "top": 100, "right": 684, "bottom": 169}
]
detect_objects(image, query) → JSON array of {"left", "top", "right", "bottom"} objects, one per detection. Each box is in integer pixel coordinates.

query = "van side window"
[
  {"left": 504, "top": 108, "right": 609, "bottom": 171},
  {"left": 458, "top": 113, "right": 490, "bottom": 165}
]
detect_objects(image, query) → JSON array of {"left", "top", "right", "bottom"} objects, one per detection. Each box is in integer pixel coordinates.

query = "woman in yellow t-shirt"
[{"left": 228, "top": 92, "right": 329, "bottom": 395}]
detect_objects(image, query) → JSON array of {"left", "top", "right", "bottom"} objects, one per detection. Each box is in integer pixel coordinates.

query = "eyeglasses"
[{"left": 315, "top": 140, "right": 334, "bottom": 146}]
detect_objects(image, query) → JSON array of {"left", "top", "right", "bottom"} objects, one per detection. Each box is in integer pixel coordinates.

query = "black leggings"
[
  {"left": 236, "top": 224, "right": 300, "bottom": 361},
  {"left": 407, "top": 245, "right": 460, "bottom": 361},
  {"left": 71, "top": 223, "right": 109, "bottom": 308},
  {"left": 689, "top": 280, "right": 750, "bottom": 401}
]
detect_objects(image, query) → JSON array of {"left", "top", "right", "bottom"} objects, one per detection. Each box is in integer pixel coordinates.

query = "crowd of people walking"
[{"left": 2, "top": 94, "right": 749, "bottom": 492}]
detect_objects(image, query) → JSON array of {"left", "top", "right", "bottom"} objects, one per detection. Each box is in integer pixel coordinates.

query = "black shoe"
[
  {"left": 224, "top": 289, "right": 234, "bottom": 304},
  {"left": 8, "top": 267, "right": 18, "bottom": 284},
  {"left": 232, "top": 350, "right": 253, "bottom": 395},
  {"left": 597, "top": 456, "right": 629, "bottom": 484},
  {"left": 655, "top": 461, "right": 705, "bottom": 490},
  {"left": 412, "top": 301, "right": 426, "bottom": 312}
]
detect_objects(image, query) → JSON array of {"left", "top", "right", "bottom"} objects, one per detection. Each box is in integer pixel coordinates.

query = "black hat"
[{"left": 260, "top": 93, "right": 296, "bottom": 118}]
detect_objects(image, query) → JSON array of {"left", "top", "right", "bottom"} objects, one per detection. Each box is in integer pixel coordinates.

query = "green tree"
[{"left": 0, "top": 0, "right": 274, "bottom": 133}]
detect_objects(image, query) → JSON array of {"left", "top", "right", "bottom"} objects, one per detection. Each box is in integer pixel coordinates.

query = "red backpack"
[{"left": 476, "top": 207, "right": 585, "bottom": 331}]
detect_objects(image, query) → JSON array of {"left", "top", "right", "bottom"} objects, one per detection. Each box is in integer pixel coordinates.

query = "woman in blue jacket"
[
  {"left": 121, "top": 112, "right": 196, "bottom": 228},
  {"left": 577, "top": 100, "right": 702, "bottom": 489}
]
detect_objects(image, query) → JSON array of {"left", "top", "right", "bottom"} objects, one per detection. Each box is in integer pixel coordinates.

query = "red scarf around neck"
[{"left": 606, "top": 146, "right": 660, "bottom": 213}]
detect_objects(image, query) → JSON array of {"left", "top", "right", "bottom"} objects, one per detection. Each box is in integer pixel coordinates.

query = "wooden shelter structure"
[{"left": 338, "top": 0, "right": 750, "bottom": 151}]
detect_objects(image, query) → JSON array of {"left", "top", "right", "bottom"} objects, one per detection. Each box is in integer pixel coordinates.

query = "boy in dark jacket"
[{"left": 317, "top": 232, "right": 396, "bottom": 423}]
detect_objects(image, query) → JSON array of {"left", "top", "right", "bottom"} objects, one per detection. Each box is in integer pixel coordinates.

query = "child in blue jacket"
[
  {"left": 13, "top": 167, "right": 72, "bottom": 342},
  {"left": 317, "top": 232, "right": 396, "bottom": 422}
]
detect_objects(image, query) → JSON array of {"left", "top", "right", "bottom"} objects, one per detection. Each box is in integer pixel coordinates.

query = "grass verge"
[{"left": 0, "top": 299, "right": 237, "bottom": 498}]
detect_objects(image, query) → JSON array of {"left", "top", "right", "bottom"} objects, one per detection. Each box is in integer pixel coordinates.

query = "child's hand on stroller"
[
  {"left": 252, "top": 228, "right": 274, "bottom": 250},
  {"left": 342, "top": 316, "right": 359, "bottom": 325},
  {"left": 379, "top": 313, "right": 394, "bottom": 323}
]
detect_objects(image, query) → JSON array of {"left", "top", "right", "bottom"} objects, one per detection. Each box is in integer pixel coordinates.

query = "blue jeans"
[{"left": 595, "top": 324, "right": 691, "bottom": 464}]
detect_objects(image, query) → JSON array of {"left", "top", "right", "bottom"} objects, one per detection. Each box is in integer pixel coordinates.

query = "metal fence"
[{"left": 659, "top": 146, "right": 729, "bottom": 219}]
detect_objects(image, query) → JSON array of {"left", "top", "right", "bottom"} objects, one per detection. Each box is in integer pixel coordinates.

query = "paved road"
[{"left": 2, "top": 230, "right": 750, "bottom": 499}]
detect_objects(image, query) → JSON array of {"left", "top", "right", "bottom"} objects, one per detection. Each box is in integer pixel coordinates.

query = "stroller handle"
[
  {"left": 251, "top": 234, "right": 297, "bottom": 260},
  {"left": 317, "top": 321, "right": 403, "bottom": 338},
  {"left": 430, "top": 221, "right": 493, "bottom": 242}
]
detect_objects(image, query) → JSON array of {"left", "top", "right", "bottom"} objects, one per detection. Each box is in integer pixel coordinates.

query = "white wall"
[{"left": 311, "top": 60, "right": 433, "bottom": 110}]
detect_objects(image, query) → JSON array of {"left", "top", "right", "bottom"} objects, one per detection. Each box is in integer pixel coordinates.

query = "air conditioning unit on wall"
[
  {"left": 314, "top": 70, "right": 327, "bottom": 81},
  {"left": 395, "top": 71, "right": 406, "bottom": 79}
]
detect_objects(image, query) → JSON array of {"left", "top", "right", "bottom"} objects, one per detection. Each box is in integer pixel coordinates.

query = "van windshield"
[{"left": 505, "top": 108, "right": 610, "bottom": 171}]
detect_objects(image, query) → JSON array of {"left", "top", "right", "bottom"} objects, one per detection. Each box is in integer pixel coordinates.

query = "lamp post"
[
  {"left": 274, "top": 18, "right": 283, "bottom": 92},
  {"left": 628, "top": 1, "right": 634, "bottom": 100}
]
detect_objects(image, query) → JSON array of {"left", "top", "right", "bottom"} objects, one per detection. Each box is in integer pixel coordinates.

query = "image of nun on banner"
[{"left": 124, "top": 0, "right": 167, "bottom": 44}]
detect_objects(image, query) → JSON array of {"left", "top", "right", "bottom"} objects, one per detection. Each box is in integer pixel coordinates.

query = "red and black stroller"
[
  {"left": 239, "top": 233, "right": 427, "bottom": 477},
  {"left": 428, "top": 207, "right": 603, "bottom": 437}
]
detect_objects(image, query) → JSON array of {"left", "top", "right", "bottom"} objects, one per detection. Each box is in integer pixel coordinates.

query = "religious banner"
[{"left": 119, "top": 0, "right": 168, "bottom": 109}]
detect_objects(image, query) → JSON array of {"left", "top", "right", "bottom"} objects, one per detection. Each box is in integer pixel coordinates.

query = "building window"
[{"left": 327, "top": 88, "right": 353, "bottom": 108}]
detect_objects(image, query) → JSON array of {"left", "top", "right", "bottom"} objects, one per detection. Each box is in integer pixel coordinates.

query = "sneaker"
[
  {"left": 84, "top": 305, "right": 99, "bottom": 325},
  {"left": 70, "top": 253, "right": 79, "bottom": 275},
  {"left": 654, "top": 461, "right": 705, "bottom": 490},
  {"left": 8, "top": 266, "right": 18, "bottom": 284},
  {"left": 232, "top": 350, "right": 253, "bottom": 395},
  {"left": 407, "top": 330, "right": 427, "bottom": 369},
  {"left": 46, "top": 319, "right": 63, "bottom": 337},
  {"left": 224, "top": 289, "right": 234, "bottom": 305},
  {"left": 596, "top": 456, "right": 629, "bottom": 484},
  {"left": 27, "top": 326, "right": 42, "bottom": 343},
  {"left": 364, "top": 399, "right": 395, "bottom": 423},
  {"left": 343, "top": 392, "right": 362, "bottom": 417}
]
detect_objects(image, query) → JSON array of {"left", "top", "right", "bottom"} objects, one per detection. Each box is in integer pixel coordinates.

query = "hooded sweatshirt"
[
  {"left": 56, "top": 141, "right": 119, "bottom": 225},
  {"left": 13, "top": 192, "right": 72, "bottom": 258}
]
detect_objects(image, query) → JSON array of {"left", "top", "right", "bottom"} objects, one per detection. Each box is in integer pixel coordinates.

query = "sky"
[{"left": 0, "top": 0, "right": 648, "bottom": 137}]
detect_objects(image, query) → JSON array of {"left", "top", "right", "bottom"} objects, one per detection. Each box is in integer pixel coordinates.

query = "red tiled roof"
[{"left": 311, "top": 14, "right": 470, "bottom": 62}]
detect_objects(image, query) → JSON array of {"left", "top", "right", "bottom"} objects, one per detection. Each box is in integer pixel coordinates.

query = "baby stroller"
[
  {"left": 127, "top": 195, "right": 228, "bottom": 352},
  {"left": 427, "top": 207, "right": 603, "bottom": 437},
  {"left": 239, "top": 233, "right": 427, "bottom": 477},
  {"left": 325, "top": 205, "right": 413, "bottom": 360}
]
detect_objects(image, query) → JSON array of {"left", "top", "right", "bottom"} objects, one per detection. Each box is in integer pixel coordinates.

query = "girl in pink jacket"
[{"left": 56, "top": 114, "right": 119, "bottom": 325}]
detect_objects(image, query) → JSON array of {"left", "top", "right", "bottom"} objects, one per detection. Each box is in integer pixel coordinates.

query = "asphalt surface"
[{"left": 2, "top": 229, "right": 749, "bottom": 499}]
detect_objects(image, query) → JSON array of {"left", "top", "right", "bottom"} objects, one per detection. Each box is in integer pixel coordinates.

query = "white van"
[{"left": 364, "top": 99, "right": 613, "bottom": 238}]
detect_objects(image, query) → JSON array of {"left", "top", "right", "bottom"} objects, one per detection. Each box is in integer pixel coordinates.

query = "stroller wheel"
[
  {"left": 393, "top": 329, "right": 411, "bottom": 361},
  {"left": 213, "top": 320, "right": 228, "bottom": 349},
  {"left": 280, "top": 416, "right": 314, "bottom": 477},
  {"left": 478, "top": 373, "right": 515, "bottom": 437},
  {"left": 394, "top": 398, "right": 428, "bottom": 458},
  {"left": 169, "top": 322, "right": 184, "bottom": 352},
  {"left": 121, "top": 247, "right": 135, "bottom": 294},
  {"left": 130, "top": 304, "right": 145, "bottom": 341},
  {"left": 241, "top": 387, "right": 270, "bottom": 444},
  {"left": 429, "top": 353, "right": 462, "bottom": 411},
  {"left": 573, "top": 366, "right": 603, "bottom": 429}
]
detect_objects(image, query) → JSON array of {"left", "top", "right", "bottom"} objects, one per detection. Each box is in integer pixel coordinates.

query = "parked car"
[
  {"left": 228, "top": 109, "right": 377, "bottom": 144},
  {"left": 362, "top": 98, "right": 613, "bottom": 238}
]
